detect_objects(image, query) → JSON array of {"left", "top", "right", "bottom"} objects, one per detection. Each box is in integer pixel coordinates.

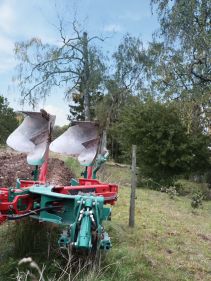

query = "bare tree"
[{"left": 14, "top": 20, "right": 106, "bottom": 120}]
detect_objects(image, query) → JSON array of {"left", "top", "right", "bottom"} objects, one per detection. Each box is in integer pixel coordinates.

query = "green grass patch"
[
  {"left": 64, "top": 156, "right": 81, "bottom": 178},
  {"left": 50, "top": 151, "right": 82, "bottom": 178},
  {"left": 177, "top": 179, "right": 211, "bottom": 199},
  {"left": 105, "top": 187, "right": 211, "bottom": 281},
  {"left": 98, "top": 162, "right": 131, "bottom": 187},
  {"left": 0, "top": 163, "right": 211, "bottom": 280}
]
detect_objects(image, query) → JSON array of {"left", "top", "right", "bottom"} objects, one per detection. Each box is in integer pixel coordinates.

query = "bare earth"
[{"left": 0, "top": 151, "right": 74, "bottom": 187}]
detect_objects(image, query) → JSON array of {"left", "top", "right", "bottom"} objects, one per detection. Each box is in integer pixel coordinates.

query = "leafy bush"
[
  {"left": 191, "top": 192, "right": 204, "bottom": 209},
  {"left": 166, "top": 186, "right": 178, "bottom": 199},
  {"left": 0, "top": 96, "right": 18, "bottom": 144},
  {"left": 114, "top": 99, "right": 211, "bottom": 187}
]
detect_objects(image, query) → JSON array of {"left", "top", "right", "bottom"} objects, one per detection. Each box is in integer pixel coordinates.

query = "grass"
[
  {"left": 64, "top": 156, "right": 81, "bottom": 178},
  {"left": 177, "top": 179, "right": 211, "bottom": 199},
  {"left": 97, "top": 163, "right": 211, "bottom": 281},
  {"left": 105, "top": 187, "right": 211, "bottom": 281},
  {"left": 50, "top": 151, "right": 82, "bottom": 178},
  {"left": 0, "top": 161, "right": 211, "bottom": 280},
  {"left": 98, "top": 162, "right": 131, "bottom": 187}
]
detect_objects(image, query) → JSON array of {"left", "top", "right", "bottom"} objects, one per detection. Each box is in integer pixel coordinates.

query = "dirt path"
[{"left": 0, "top": 151, "right": 74, "bottom": 187}]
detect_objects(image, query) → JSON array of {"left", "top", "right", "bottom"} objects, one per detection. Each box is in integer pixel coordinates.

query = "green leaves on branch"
[
  {"left": 113, "top": 34, "right": 149, "bottom": 92},
  {"left": 0, "top": 96, "right": 18, "bottom": 145},
  {"left": 150, "top": 0, "right": 211, "bottom": 106},
  {"left": 115, "top": 99, "right": 211, "bottom": 185}
]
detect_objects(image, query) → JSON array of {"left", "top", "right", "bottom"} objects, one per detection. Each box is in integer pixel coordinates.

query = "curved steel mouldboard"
[
  {"left": 7, "top": 111, "right": 55, "bottom": 165},
  {"left": 50, "top": 122, "right": 99, "bottom": 166}
]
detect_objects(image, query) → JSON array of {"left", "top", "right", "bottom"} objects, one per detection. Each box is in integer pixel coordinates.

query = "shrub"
[
  {"left": 166, "top": 186, "right": 178, "bottom": 199},
  {"left": 191, "top": 192, "right": 204, "bottom": 209}
]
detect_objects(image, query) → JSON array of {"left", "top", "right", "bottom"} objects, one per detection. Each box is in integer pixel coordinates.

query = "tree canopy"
[
  {"left": 115, "top": 98, "right": 211, "bottom": 184},
  {"left": 0, "top": 96, "right": 18, "bottom": 145},
  {"left": 12, "top": 2, "right": 211, "bottom": 183},
  {"left": 150, "top": 0, "right": 211, "bottom": 106},
  {"left": 14, "top": 21, "right": 106, "bottom": 120}
]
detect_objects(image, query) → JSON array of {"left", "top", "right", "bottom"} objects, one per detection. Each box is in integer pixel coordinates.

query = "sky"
[{"left": 0, "top": 0, "right": 159, "bottom": 125}]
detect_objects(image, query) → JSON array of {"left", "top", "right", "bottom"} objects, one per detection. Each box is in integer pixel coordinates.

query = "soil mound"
[
  {"left": 0, "top": 151, "right": 74, "bottom": 187},
  {"left": 47, "top": 157, "right": 74, "bottom": 186}
]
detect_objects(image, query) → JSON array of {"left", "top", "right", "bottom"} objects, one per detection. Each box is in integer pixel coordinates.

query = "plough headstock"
[{"left": 0, "top": 111, "right": 118, "bottom": 252}]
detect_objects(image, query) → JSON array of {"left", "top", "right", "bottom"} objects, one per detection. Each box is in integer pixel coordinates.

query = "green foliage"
[
  {"left": 95, "top": 80, "right": 135, "bottom": 161},
  {"left": 0, "top": 257, "right": 17, "bottom": 281},
  {"left": 191, "top": 191, "right": 204, "bottom": 208},
  {"left": 176, "top": 179, "right": 211, "bottom": 199},
  {"left": 139, "top": 177, "right": 164, "bottom": 190},
  {"left": 68, "top": 45, "right": 106, "bottom": 121},
  {"left": 95, "top": 35, "right": 151, "bottom": 160},
  {"left": 151, "top": 0, "right": 211, "bottom": 51},
  {"left": 150, "top": 0, "right": 211, "bottom": 120},
  {"left": 166, "top": 186, "right": 178, "bottom": 199},
  {"left": 52, "top": 124, "right": 69, "bottom": 140},
  {"left": 0, "top": 96, "right": 18, "bottom": 144},
  {"left": 115, "top": 99, "right": 211, "bottom": 185},
  {"left": 68, "top": 89, "right": 104, "bottom": 121},
  {"left": 113, "top": 34, "right": 149, "bottom": 92}
]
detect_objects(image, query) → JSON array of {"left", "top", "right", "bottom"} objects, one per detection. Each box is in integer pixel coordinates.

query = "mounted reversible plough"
[{"left": 0, "top": 110, "right": 118, "bottom": 251}]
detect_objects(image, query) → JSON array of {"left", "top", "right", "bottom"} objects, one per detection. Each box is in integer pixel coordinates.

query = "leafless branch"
[
  {"left": 22, "top": 76, "right": 50, "bottom": 100},
  {"left": 88, "top": 36, "right": 104, "bottom": 42}
]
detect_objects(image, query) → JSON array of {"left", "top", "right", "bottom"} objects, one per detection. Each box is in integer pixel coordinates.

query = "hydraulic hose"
[{"left": 7, "top": 205, "right": 62, "bottom": 220}]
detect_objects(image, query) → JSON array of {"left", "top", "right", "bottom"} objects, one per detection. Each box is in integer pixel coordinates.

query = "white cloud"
[
  {"left": 0, "top": 0, "right": 16, "bottom": 33},
  {"left": 44, "top": 104, "right": 69, "bottom": 126},
  {"left": 103, "top": 23, "right": 122, "bottom": 33}
]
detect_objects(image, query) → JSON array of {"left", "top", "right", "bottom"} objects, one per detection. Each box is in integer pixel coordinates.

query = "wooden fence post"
[{"left": 129, "top": 145, "right": 137, "bottom": 228}]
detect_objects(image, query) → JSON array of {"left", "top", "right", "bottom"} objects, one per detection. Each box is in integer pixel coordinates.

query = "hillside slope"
[
  {"left": 105, "top": 186, "right": 211, "bottom": 281},
  {"left": 0, "top": 162, "right": 210, "bottom": 281}
]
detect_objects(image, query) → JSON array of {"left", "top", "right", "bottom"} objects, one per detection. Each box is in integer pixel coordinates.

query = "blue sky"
[{"left": 0, "top": 0, "right": 159, "bottom": 125}]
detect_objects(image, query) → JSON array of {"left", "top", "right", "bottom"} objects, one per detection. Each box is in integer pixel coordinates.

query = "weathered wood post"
[{"left": 129, "top": 145, "right": 137, "bottom": 227}]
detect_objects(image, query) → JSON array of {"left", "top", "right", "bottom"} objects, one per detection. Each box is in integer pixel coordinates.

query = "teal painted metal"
[
  {"left": 83, "top": 167, "right": 88, "bottom": 179},
  {"left": 33, "top": 166, "right": 39, "bottom": 181},
  {"left": 70, "top": 178, "right": 79, "bottom": 186},
  {"left": 29, "top": 185, "right": 112, "bottom": 250},
  {"left": 59, "top": 230, "right": 71, "bottom": 247},
  {"left": 9, "top": 188, "right": 29, "bottom": 199},
  {"left": 16, "top": 179, "right": 21, "bottom": 188},
  {"left": 1, "top": 116, "right": 117, "bottom": 252},
  {"left": 80, "top": 153, "right": 108, "bottom": 180},
  {"left": 100, "top": 231, "right": 111, "bottom": 250},
  {"left": 93, "top": 154, "right": 108, "bottom": 179},
  {"left": 75, "top": 209, "right": 92, "bottom": 249}
]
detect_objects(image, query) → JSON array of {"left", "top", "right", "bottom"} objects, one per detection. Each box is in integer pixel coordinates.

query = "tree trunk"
[{"left": 82, "top": 32, "right": 90, "bottom": 121}]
